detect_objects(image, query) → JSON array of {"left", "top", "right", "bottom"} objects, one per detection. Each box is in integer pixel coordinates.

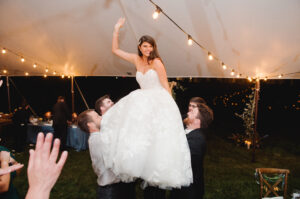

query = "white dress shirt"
[{"left": 88, "top": 132, "right": 120, "bottom": 186}]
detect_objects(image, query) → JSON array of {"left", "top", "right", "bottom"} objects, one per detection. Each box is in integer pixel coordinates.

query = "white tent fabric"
[{"left": 0, "top": 0, "right": 299, "bottom": 78}]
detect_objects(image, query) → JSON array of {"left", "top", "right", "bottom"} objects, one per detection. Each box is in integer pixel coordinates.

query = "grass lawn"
[{"left": 11, "top": 132, "right": 300, "bottom": 199}]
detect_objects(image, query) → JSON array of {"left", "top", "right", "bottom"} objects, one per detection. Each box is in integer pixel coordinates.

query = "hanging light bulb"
[
  {"left": 53, "top": 71, "right": 56, "bottom": 75},
  {"left": 236, "top": 74, "right": 241, "bottom": 78},
  {"left": 21, "top": 57, "right": 25, "bottom": 62},
  {"left": 33, "top": 63, "right": 37, "bottom": 68},
  {"left": 25, "top": 72, "right": 29, "bottom": 76},
  {"left": 230, "top": 69, "right": 235, "bottom": 76},
  {"left": 264, "top": 76, "right": 268, "bottom": 81},
  {"left": 43, "top": 74, "right": 47, "bottom": 78},
  {"left": 208, "top": 52, "right": 213, "bottom": 60},
  {"left": 2, "top": 48, "right": 6, "bottom": 54},
  {"left": 3, "top": 70, "right": 7, "bottom": 74},
  {"left": 278, "top": 74, "right": 283, "bottom": 78},
  {"left": 247, "top": 76, "right": 252, "bottom": 82},
  {"left": 45, "top": 68, "right": 49, "bottom": 73},
  {"left": 222, "top": 62, "right": 227, "bottom": 70},
  {"left": 152, "top": 6, "right": 161, "bottom": 19},
  {"left": 187, "top": 35, "right": 193, "bottom": 46},
  {"left": 61, "top": 74, "right": 65, "bottom": 78},
  {"left": 256, "top": 77, "right": 260, "bottom": 82},
  {"left": 68, "top": 75, "right": 71, "bottom": 79}
]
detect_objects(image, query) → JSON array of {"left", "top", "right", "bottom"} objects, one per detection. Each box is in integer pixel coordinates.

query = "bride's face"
[{"left": 139, "top": 42, "right": 153, "bottom": 57}]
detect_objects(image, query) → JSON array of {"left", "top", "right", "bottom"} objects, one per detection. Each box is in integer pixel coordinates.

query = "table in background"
[{"left": 27, "top": 124, "right": 88, "bottom": 151}]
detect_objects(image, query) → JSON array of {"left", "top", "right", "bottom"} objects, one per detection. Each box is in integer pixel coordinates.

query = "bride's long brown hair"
[{"left": 137, "top": 35, "right": 162, "bottom": 64}]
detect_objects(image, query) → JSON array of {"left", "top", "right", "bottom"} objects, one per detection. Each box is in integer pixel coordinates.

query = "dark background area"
[{"left": 1, "top": 76, "right": 299, "bottom": 138}]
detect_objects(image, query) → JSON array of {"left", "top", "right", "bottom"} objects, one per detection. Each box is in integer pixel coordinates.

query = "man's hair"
[
  {"left": 77, "top": 109, "right": 94, "bottom": 133},
  {"left": 190, "top": 97, "right": 206, "bottom": 105},
  {"left": 95, "top": 95, "right": 110, "bottom": 115},
  {"left": 196, "top": 103, "right": 214, "bottom": 129}
]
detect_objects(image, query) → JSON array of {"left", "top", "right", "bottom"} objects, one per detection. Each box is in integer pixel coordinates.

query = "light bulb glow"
[
  {"left": 208, "top": 53, "right": 213, "bottom": 60},
  {"left": 247, "top": 77, "right": 252, "bottom": 82},
  {"left": 33, "top": 63, "right": 37, "bottom": 68},
  {"left": 45, "top": 68, "right": 49, "bottom": 73},
  {"left": 44, "top": 74, "right": 47, "bottom": 78},
  {"left": 278, "top": 74, "right": 282, "bottom": 78},
  {"left": 236, "top": 74, "right": 241, "bottom": 78},
  {"left": 231, "top": 70, "right": 235, "bottom": 76},
  {"left": 187, "top": 35, "right": 193, "bottom": 46},
  {"left": 61, "top": 75, "right": 65, "bottom": 78},
  {"left": 152, "top": 7, "right": 161, "bottom": 19},
  {"left": 25, "top": 72, "right": 29, "bottom": 76},
  {"left": 53, "top": 71, "right": 56, "bottom": 75},
  {"left": 2, "top": 48, "right": 6, "bottom": 54},
  {"left": 222, "top": 63, "right": 227, "bottom": 70},
  {"left": 3, "top": 70, "right": 7, "bottom": 74},
  {"left": 21, "top": 57, "right": 25, "bottom": 62},
  {"left": 264, "top": 77, "right": 268, "bottom": 81}
]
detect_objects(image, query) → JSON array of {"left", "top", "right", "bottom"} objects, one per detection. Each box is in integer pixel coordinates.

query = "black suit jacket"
[{"left": 170, "top": 128, "right": 207, "bottom": 199}]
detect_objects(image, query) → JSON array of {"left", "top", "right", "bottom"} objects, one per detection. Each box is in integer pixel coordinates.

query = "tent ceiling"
[{"left": 0, "top": 0, "right": 299, "bottom": 79}]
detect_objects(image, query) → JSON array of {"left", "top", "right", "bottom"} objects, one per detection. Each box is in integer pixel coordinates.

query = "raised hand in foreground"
[{"left": 25, "top": 133, "right": 68, "bottom": 199}]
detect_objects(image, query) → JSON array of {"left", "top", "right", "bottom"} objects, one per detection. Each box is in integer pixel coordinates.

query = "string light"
[
  {"left": 208, "top": 52, "right": 213, "bottom": 60},
  {"left": 20, "top": 57, "right": 25, "bottom": 62},
  {"left": 45, "top": 68, "right": 49, "bottom": 73},
  {"left": 264, "top": 76, "right": 268, "bottom": 81},
  {"left": 236, "top": 74, "right": 241, "bottom": 78},
  {"left": 43, "top": 74, "right": 47, "bottom": 78},
  {"left": 68, "top": 75, "right": 71, "bottom": 79},
  {"left": 25, "top": 72, "right": 29, "bottom": 76},
  {"left": 3, "top": 70, "right": 7, "bottom": 74},
  {"left": 247, "top": 76, "right": 252, "bottom": 82},
  {"left": 2, "top": 48, "right": 6, "bottom": 54},
  {"left": 230, "top": 69, "right": 235, "bottom": 76},
  {"left": 222, "top": 62, "right": 227, "bottom": 70},
  {"left": 33, "top": 63, "right": 37, "bottom": 68},
  {"left": 152, "top": 6, "right": 161, "bottom": 19},
  {"left": 53, "top": 71, "right": 56, "bottom": 75},
  {"left": 187, "top": 35, "right": 193, "bottom": 46},
  {"left": 61, "top": 74, "right": 65, "bottom": 78},
  {"left": 278, "top": 74, "right": 282, "bottom": 78}
]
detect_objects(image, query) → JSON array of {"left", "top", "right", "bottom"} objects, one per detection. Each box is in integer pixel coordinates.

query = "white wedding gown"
[{"left": 99, "top": 69, "right": 193, "bottom": 188}]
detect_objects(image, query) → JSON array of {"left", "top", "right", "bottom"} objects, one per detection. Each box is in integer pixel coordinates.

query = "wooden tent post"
[
  {"left": 6, "top": 76, "right": 11, "bottom": 113},
  {"left": 71, "top": 76, "right": 75, "bottom": 113},
  {"left": 252, "top": 79, "right": 260, "bottom": 162}
]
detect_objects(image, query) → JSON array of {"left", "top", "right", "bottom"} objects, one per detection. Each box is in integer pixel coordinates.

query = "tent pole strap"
[{"left": 74, "top": 79, "right": 89, "bottom": 110}]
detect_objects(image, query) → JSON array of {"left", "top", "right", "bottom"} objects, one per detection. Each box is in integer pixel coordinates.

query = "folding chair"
[{"left": 255, "top": 168, "right": 290, "bottom": 199}]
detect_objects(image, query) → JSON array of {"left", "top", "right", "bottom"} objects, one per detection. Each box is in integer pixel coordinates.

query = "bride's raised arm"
[{"left": 112, "top": 17, "right": 137, "bottom": 65}]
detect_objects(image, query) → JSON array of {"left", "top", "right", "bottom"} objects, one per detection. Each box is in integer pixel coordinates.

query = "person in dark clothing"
[
  {"left": 171, "top": 101, "right": 213, "bottom": 199},
  {"left": 12, "top": 100, "right": 30, "bottom": 152},
  {"left": 52, "top": 96, "right": 71, "bottom": 151}
]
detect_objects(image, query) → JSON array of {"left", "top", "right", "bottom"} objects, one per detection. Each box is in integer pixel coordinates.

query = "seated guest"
[
  {"left": 171, "top": 101, "right": 213, "bottom": 199},
  {"left": 78, "top": 109, "right": 136, "bottom": 199},
  {"left": 0, "top": 147, "right": 23, "bottom": 198},
  {"left": 71, "top": 112, "right": 78, "bottom": 124},
  {"left": 25, "top": 133, "right": 68, "bottom": 199}
]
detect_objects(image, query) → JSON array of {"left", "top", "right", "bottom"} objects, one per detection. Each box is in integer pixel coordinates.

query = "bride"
[{"left": 99, "top": 17, "right": 192, "bottom": 188}]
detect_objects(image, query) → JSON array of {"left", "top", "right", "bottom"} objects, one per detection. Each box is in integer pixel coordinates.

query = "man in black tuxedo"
[{"left": 171, "top": 100, "right": 213, "bottom": 199}]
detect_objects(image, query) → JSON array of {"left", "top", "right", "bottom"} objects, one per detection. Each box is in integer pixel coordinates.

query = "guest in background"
[
  {"left": 12, "top": 99, "right": 30, "bottom": 152},
  {"left": 171, "top": 101, "right": 213, "bottom": 199},
  {"left": 0, "top": 147, "right": 23, "bottom": 199},
  {"left": 71, "top": 112, "right": 78, "bottom": 125},
  {"left": 52, "top": 96, "right": 71, "bottom": 151},
  {"left": 95, "top": 95, "right": 114, "bottom": 116},
  {"left": 44, "top": 111, "right": 52, "bottom": 122}
]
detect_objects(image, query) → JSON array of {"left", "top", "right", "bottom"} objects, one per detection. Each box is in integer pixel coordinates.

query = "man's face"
[
  {"left": 87, "top": 111, "right": 101, "bottom": 131},
  {"left": 101, "top": 98, "right": 114, "bottom": 114},
  {"left": 188, "top": 102, "right": 199, "bottom": 121}
]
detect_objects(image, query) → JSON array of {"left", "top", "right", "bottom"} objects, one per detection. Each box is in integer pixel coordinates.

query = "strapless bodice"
[{"left": 136, "top": 69, "right": 163, "bottom": 89}]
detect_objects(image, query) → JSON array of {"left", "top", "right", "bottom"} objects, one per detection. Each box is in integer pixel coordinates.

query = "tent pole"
[
  {"left": 252, "top": 79, "right": 260, "bottom": 162},
  {"left": 6, "top": 76, "right": 11, "bottom": 113},
  {"left": 71, "top": 76, "right": 75, "bottom": 113}
]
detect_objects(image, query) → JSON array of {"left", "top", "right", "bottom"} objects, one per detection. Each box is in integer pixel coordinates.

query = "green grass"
[{"left": 11, "top": 134, "right": 300, "bottom": 199}]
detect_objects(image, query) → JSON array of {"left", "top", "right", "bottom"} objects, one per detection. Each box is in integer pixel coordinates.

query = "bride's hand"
[{"left": 114, "top": 17, "right": 125, "bottom": 30}]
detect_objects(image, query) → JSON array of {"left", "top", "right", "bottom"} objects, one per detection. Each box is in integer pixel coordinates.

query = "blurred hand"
[
  {"left": 0, "top": 151, "right": 10, "bottom": 163},
  {"left": 26, "top": 133, "right": 68, "bottom": 199},
  {"left": 0, "top": 163, "right": 24, "bottom": 176},
  {"left": 114, "top": 17, "right": 125, "bottom": 30}
]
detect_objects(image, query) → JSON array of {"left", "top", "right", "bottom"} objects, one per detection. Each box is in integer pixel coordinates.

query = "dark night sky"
[{"left": 1, "top": 76, "right": 299, "bottom": 136}]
